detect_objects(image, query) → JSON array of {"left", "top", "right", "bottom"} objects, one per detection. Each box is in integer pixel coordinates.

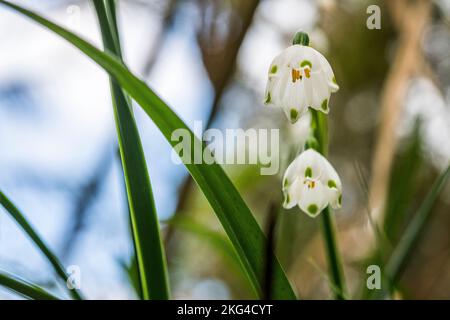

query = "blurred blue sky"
[{"left": 0, "top": 0, "right": 217, "bottom": 299}]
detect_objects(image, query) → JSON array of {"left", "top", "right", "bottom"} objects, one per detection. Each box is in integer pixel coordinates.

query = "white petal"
[
  {"left": 329, "top": 188, "right": 342, "bottom": 210},
  {"left": 297, "top": 182, "right": 329, "bottom": 217},
  {"left": 300, "top": 46, "right": 338, "bottom": 98},
  {"left": 283, "top": 157, "right": 301, "bottom": 190},
  {"left": 328, "top": 78, "right": 339, "bottom": 93},
  {"left": 291, "top": 149, "right": 324, "bottom": 180},
  {"left": 301, "top": 71, "right": 314, "bottom": 107},
  {"left": 283, "top": 81, "right": 309, "bottom": 123},
  {"left": 310, "top": 75, "right": 331, "bottom": 113},
  {"left": 267, "top": 48, "right": 290, "bottom": 75},
  {"left": 272, "top": 69, "right": 290, "bottom": 105},
  {"left": 319, "top": 59, "right": 339, "bottom": 93},
  {"left": 282, "top": 178, "right": 302, "bottom": 209},
  {"left": 264, "top": 79, "right": 275, "bottom": 105},
  {"left": 284, "top": 45, "right": 307, "bottom": 63},
  {"left": 316, "top": 154, "right": 342, "bottom": 210},
  {"left": 288, "top": 45, "right": 320, "bottom": 69},
  {"left": 288, "top": 111, "right": 312, "bottom": 145},
  {"left": 319, "top": 156, "right": 342, "bottom": 192},
  {"left": 264, "top": 48, "right": 290, "bottom": 105}
]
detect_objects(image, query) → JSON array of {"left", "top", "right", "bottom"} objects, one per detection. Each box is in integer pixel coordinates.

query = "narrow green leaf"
[
  {"left": 362, "top": 122, "right": 422, "bottom": 299},
  {"left": 0, "top": 270, "right": 60, "bottom": 300},
  {"left": 384, "top": 120, "right": 423, "bottom": 241},
  {"left": 0, "top": 1, "right": 296, "bottom": 299},
  {"left": 93, "top": 0, "right": 170, "bottom": 300},
  {"left": 374, "top": 165, "right": 450, "bottom": 299},
  {"left": 94, "top": 0, "right": 121, "bottom": 57},
  {"left": 0, "top": 190, "right": 83, "bottom": 300},
  {"left": 118, "top": 256, "right": 143, "bottom": 299},
  {"left": 385, "top": 165, "right": 450, "bottom": 292}
]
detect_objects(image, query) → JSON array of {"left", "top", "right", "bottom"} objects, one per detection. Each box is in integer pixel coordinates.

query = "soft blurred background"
[{"left": 0, "top": 0, "right": 449, "bottom": 299}]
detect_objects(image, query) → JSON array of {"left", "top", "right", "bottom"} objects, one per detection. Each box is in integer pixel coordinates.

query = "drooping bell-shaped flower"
[
  {"left": 264, "top": 33, "right": 339, "bottom": 124},
  {"left": 282, "top": 148, "right": 342, "bottom": 217}
]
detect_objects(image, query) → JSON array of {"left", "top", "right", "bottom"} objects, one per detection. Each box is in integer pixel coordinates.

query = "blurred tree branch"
[
  {"left": 164, "top": 0, "right": 261, "bottom": 255},
  {"left": 141, "top": 0, "right": 178, "bottom": 77},
  {"left": 369, "top": 0, "right": 431, "bottom": 224},
  {"left": 196, "top": 0, "right": 260, "bottom": 123},
  {"left": 60, "top": 144, "right": 114, "bottom": 258}
]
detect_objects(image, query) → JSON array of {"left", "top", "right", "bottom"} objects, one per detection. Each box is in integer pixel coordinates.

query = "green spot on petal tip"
[
  {"left": 270, "top": 65, "right": 277, "bottom": 74},
  {"left": 300, "top": 60, "right": 312, "bottom": 68},
  {"left": 321, "top": 99, "right": 328, "bottom": 111},
  {"left": 307, "top": 204, "right": 318, "bottom": 215},
  {"left": 290, "top": 108, "right": 298, "bottom": 121},
  {"left": 265, "top": 92, "right": 271, "bottom": 104},
  {"left": 328, "top": 180, "right": 337, "bottom": 188},
  {"left": 332, "top": 76, "right": 337, "bottom": 84},
  {"left": 305, "top": 167, "right": 312, "bottom": 178}
]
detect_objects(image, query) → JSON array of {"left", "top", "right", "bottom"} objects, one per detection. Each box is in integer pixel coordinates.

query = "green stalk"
[
  {"left": 0, "top": 190, "right": 83, "bottom": 300},
  {"left": 294, "top": 30, "right": 346, "bottom": 299},
  {"left": 93, "top": 0, "right": 170, "bottom": 299},
  {"left": 311, "top": 109, "right": 347, "bottom": 300},
  {"left": 0, "top": 271, "right": 60, "bottom": 300}
]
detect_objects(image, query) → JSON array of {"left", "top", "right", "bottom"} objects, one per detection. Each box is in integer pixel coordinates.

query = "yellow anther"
[
  {"left": 304, "top": 68, "right": 311, "bottom": 78},
  {"left": 304, "top": 180, "right": 316, "bottom": 189},
  {"left": 291, "top": 69, "right": 302, "bottom": 83}
]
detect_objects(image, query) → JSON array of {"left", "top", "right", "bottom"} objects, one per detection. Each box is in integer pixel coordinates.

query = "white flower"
[
  {"left": 264, "top": 44, "right": 339, "bottom": 123},
  {"left": 282, "top": 149, "right": 342, "bottom": 217}
]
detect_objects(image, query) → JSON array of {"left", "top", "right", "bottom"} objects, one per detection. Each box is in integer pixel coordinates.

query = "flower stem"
[{"left": 311, "top": 109, "right": 347, "bottom": 299}]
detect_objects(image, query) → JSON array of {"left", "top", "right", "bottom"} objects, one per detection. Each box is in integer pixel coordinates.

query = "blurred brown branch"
[
  {"left": 164, "top": 0, "right": 261, "bottom": 255},
  {"left": 141, "top": 0, "right": 178, "bottom": 77},
  {"left": 369, "top": 0, "right": 431, "bottom": 223},
  {"left": 60, "top": 145, "right": 114, "bottom": 258}
]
